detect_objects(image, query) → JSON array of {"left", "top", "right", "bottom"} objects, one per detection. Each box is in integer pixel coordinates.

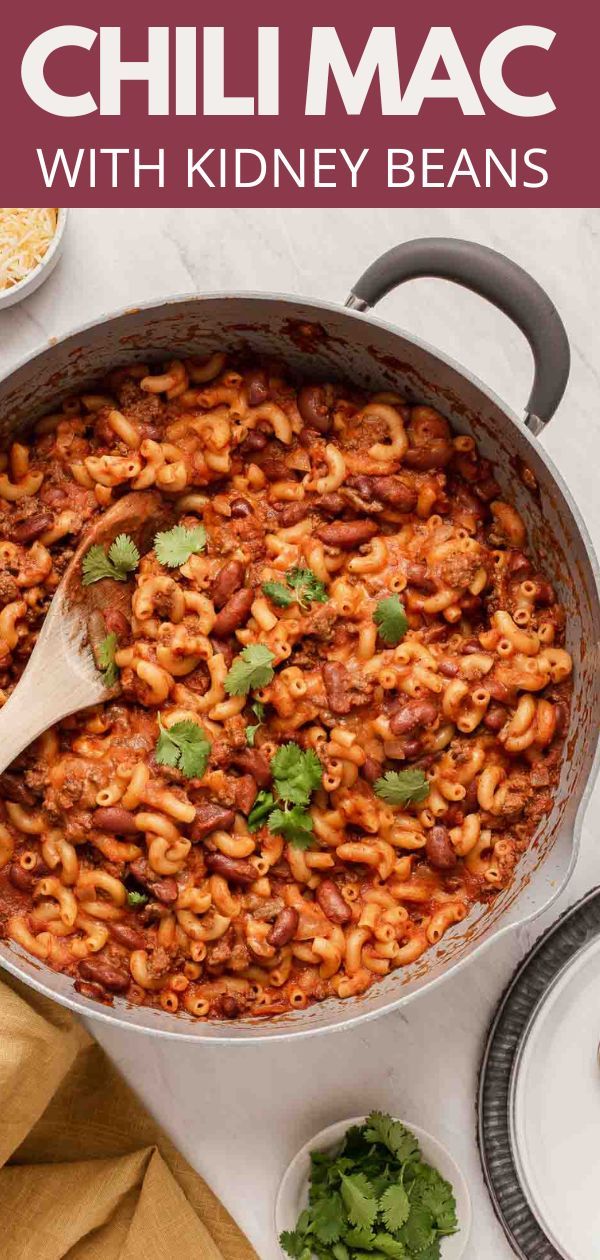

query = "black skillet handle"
[{"left": 345, "top": 238, "right": 570, "bottom": 433}]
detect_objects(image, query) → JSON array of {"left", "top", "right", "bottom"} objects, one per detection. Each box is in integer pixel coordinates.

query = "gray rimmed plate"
[{"left": 478, "top": 887, "right": 600, "bottom": 1259}]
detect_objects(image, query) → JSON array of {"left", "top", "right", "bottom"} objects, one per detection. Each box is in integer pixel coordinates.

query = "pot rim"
[{"left": 0, "top": 287, "right": 598, "bottom": 1042}]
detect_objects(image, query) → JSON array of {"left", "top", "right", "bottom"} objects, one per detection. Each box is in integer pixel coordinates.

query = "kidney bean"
[
  {"left": 259, "top": 457, "right": 290, "bottom": 481},
  {"left": 211, "top": 559, "right": 245, "bottom": 609},
  {"left": 11, "top": 511, "right": 53, "bottom": 543},
  {"left": 110, "top": 922, "right": 146, "bottom": 951},
  {"left": 235, "top": 774, "right": 258, "bottom": 815},
  {"left": 316, "top": 520, "right": 378, "bottom": 549},
  {"left": 554, "top": 700, "right": 569, "bottom": 736},
  {"left": 405, "top": 562, "right": 435, "bottom": 592},
  {"left": 426, "top": 825, "right": 457, "bottom": 870},
  {"left": 316, "top": 493, "right": 347, "bottom": 515},
  {"left": 191, "top": 803, "right": 236, "bottom": 842},
  {"left": 322, "top": 661, "right": 351, "bottom": 715},
  {"left": 462, "top": 780, "right": 480, "bottom": 814},
  {"left": 245, "top": 369, "right": 269, "bottom": 406},
  {"left": 8, "top": 863, "right": 34, "bottom": 892},
  {"left": 277, "top": 502, "right": 308, "bottom": 527},
  {"left": 230, "top": 498, "right": 252, "bottom": 519},
  {"left": 79, "top": 958, "right": 130, "bottom": 992},
  {"left": 484, "top": 703, "right": 508, "bottom": 733},
  {"left": 404, "top": 440, "right": 453, "bottom": 470},
  {"left": 298, "top": 384, "right": 330, "bottom": 433},
  {"left": 389, "top": 697, "right": 438, "bottom": 736},
  {"left": 239, "top": 430, "right": 268, "bottom": 454},
  {"left": 347, "top": 475, "right": 417, "bottom": 512},
  {"left": 94, "top": 807, "right": 140, "bottom": 835},
  {"left": 104, "top": 609, "right": 130, "bottom": 639},
  {"left": 362, "top": 755, "right": 383, "bottom": 784},
  {"left": 0, "top": 772, "right": 36, "bottom": 807},
  {"left": 74, "top": 979, "right": 107, "bottom": 1003},
  {"left": 230, "top": 748, "right": 271, "bottom": 787},
  {"left": 128, "top": 858, "right": 178, "bottom": 904},
  {"left": 267, "top": 906, "right": 299, "bottom": 948},
  {"left": 152, "top": 877, "right": 178, "bottom": 904},
  {"left": 206, "top": 853, "right": 257, "bottom": 885},
  {"left": 212, "top": 587, "right": 254, "bottom": 637},
  {"left": 316, "top": 879, "right": 351, "bottom": 925}
]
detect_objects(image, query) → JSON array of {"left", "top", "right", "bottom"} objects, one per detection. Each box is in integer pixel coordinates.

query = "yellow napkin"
[{"left": 0, "top": 974, "right": 258, "bottom": 1260}]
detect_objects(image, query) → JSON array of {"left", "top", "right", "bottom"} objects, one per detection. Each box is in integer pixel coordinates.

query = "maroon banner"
[{"left": 1, "top": 0, "right": 597, "bottom": 206}]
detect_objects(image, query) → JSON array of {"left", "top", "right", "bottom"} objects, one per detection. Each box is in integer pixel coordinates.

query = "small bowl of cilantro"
[{"left": 276, "top": 1112, "right": 471, "bottom": 1259}]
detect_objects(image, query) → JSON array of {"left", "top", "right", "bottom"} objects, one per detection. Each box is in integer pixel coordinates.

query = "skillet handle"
[{"left": 345, "top": 238, "right": 570, "bottom": 433}]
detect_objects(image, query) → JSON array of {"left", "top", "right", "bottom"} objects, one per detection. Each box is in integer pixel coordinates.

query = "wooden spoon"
[{"left": 0, "top": 490, "right": 174, "bottom": 776}]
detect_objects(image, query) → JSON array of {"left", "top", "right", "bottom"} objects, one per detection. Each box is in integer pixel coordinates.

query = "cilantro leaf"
[
  {"left": 373, "top": 770, "right": 430, "bottom": 807},
  {"left": 97, "top": 632, "right": 119, "bottom": 688},
  {"left": 127, "top": 890, "right": 148, "bottom": 908},
  {"left": 413, "top": 1169, "right": 458, "bottom": 1234},
  {"left": 373, "top": 595, "right": 408, "bottom": 645},
  {"left": 262, "top": 579, "right": 295, "bottom": 607},
  {"left": 268, "top": 806, "right": 314, "bottom": 850},
  {"left": 380, "top": 1184, "right": 410, "bottom": 1233},
  {"left": 287, "top": 565, "right": 328, "bottom": 607},
  {"left": 340, "top": 1173, "right": 378, "bottom": 1230},
  {"left": 154, "top": 717, "right": 211, "bottom": 779},
  {"left": 271, "top": 743, "right": 323, "bottom": 805},
  {"left": 245, "top": 700, "right": 266, "bottom": 747},
  {"left": 154, "top": 524, "right": 207, "bottom": 568},
  {"left": 279, "top": 1229, "right": 309, "bottom": 1259},
  {"left": 364, "top": 1113, "right": 420, "bottom": 1165},
  {"left": 371, "top": 1236, "right": 407, "bottom": 1259},
  {"left": 344, "top": 1227, "right": 377, "bottom": 1249},
  {"left": 312, "top": 1192, "right": 345, "bottom": 1244},
  {"left": 108, "top": 533, "right": 140, "bottom": 574},
  {"left": 247, "top": 790, "right": 275, "bottom": 832},
  {"left": 82, "top": 534, "right": 139, "bottom": 585},
  {"left": 224, "top": 644, "right": 275, "bottom": 695},
  {"left": 399, "top": 1206, "right": 435, "bottom": 1254},
  {"left": 413, "top": 1242, "right": 441, "bottom": 1260}
]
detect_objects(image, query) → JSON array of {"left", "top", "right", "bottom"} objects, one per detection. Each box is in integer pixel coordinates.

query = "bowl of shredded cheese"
[{"left": 0, "top": 208, "right": 68, "bottom": 309}]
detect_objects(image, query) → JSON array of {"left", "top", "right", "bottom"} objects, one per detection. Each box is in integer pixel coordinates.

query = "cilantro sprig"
[
  {"left": 97, "top": 632, "right": 119, "bottom": 689},
  {"left": 154, "top": 716, "right": 211, "bottom": 779},
  {"left": 373, "top": 595, "right": 408, "bottom": 645},
  {"left": 127, "top": 890, "right": 149, "bottom": 909},
  {"left": 245, "top": 700, "right": 265, "bottom": 747},
  {"left": 279, "top": 1111, "right": 459, "bottom": 1259},
  {"left": 82, "top": 534, "right": 140, "bottom": 585},
  {"left": 247, "top": 743, "right": 323, "bottom": 849},
  {"left": 224, "top": 644, "right": 276, "bottom": 696},
  {"left": 374, "top": 769, "right": 430, "bottom": 807},
  {"left": 154, "top": 524, "right": 206, "bottom": 568},
  {"left": 263, "top": 565, "right": 327, "bottom": 611}
]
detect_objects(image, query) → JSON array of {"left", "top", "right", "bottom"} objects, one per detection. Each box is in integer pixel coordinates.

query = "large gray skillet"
[{"left": 0, "top": 237, "right": 597, "bottom": 1042}]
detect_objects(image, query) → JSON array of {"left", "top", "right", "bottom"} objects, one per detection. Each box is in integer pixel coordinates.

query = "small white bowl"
[
  {"left": 0, "top": 208, "right": 69, "bottom": 310},
  {"left": 275, "top": 1116, "right": 471, "bottom": 1258}
]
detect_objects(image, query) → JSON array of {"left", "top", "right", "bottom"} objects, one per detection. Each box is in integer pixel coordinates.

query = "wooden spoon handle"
[{"left": 0, "top": 596, "right": 106, "bottom": 776}]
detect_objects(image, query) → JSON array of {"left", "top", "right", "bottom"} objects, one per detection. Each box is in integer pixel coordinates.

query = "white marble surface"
[{"left": 1, "top": 207, "right": 599, "bottom": 1260}]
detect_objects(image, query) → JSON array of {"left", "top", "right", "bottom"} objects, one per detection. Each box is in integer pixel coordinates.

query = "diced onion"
[{"left": 0, "top": 208, "right": 58, "bottom": 291}]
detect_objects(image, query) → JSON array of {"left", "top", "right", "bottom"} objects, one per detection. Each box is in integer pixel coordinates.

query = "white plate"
[
  {"left": 275, "top": 1115, "right": 471, "bottom": 1257},
  {"left": 511, "top": 934, "right": 600, "bottom": 1260}
]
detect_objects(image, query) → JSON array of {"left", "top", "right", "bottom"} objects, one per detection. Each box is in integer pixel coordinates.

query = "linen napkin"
[{"left": 0, "top": 973, "right": 258, "bottom": 1260}]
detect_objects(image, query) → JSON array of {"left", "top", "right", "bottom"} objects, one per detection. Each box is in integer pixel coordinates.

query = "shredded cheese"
[{"left": 0, "top": 208, "right": 58, "bottom": 291}]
